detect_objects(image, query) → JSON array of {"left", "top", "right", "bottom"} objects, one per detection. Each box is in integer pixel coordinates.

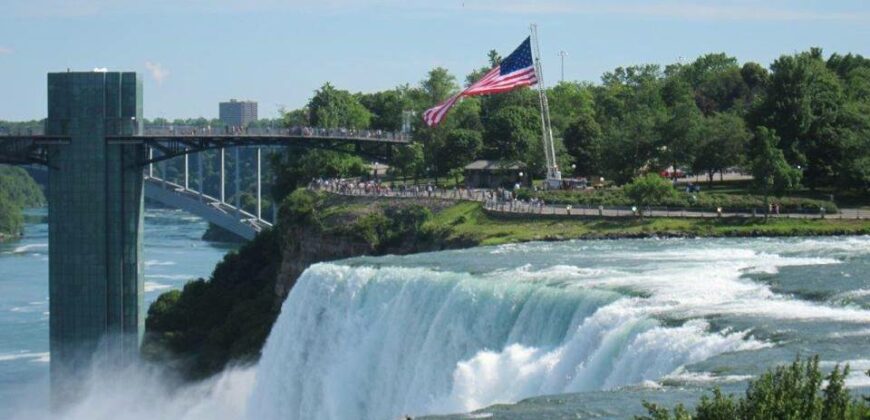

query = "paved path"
[{"left": 312, "top": 186, "right": 870, "bottom": 221}]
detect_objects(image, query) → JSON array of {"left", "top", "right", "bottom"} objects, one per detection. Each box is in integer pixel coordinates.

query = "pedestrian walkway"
[{"left": 309, "top": 180, "right": 869, "bottom": 221}]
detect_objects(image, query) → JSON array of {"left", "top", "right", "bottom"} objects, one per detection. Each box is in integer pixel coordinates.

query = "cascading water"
[
  {"left": 249, "top": 239, "right": 854, "bottom": 419},
  {"left": 247, "top": 237, "right": 870, "bottom": 419}
]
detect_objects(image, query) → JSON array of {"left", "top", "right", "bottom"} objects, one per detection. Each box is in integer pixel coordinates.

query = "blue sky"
[{"left": 1, "top": 0, "right": 868, "bottom": 120}]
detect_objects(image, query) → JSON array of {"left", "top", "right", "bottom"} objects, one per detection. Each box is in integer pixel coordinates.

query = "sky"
[{"left": 1, "top": 0, "right": 868, "bottom": 121}]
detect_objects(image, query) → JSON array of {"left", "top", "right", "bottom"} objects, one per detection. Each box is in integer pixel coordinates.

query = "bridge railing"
[
  {"left": 1, "top": 125, "right": 411, "bottom": 142},
  {"left": 141, "top": 125, "right": 410, "bottom": 142}
]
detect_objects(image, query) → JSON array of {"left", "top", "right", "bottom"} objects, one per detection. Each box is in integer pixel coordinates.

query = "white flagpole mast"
[{"left": 530, "top": 24, "right": 561, "bottom": 188}]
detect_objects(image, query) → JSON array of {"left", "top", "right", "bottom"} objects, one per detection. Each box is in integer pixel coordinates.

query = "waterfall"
[{"left": 247, "top": 262, "right": 764, "bottom": 419}]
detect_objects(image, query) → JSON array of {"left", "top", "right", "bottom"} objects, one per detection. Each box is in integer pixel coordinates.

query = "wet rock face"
[
  {"left": 274, "top": 225, "right": 374, "bottom": 302},
  {"left": 273, "top": 194, "right": 453, "bottom": 304}
]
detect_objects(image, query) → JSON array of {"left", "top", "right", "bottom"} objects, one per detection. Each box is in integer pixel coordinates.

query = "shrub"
[
  {"left": 637, "top": 355, "right": 870, "bottom": 420},
  {"left": 624, "top": 174, "right": 679, "bottom": 215},
  {"left": 519, "top": 189, "right": 837, "bottom": 214}
]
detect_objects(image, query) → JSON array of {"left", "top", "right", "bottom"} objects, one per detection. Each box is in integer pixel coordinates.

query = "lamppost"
[
  {"left": 518, "top": 171, "right": 524, "bottom": 188},
  {"left": 558, "top": 50, "right": 568, "bottom": 82}
]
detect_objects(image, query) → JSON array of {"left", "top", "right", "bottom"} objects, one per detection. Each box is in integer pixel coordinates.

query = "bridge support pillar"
[
  {"left": 184, "top": 152, "right": 189, "bottom": 190},
  {"left": 45, "top": 72, "right": 144, "bottom": 405},
  {"left": 257, "top": 147, "right": 262, "bottom": 220},
  {"left": 235, "top": 147, "right": 241, "bottom": 217},
  {"left": 220, "top": 148, "right": 225, "bottom": 203},
  {"left": 197, "top": 152, "right": 203, "bottom": 202}
]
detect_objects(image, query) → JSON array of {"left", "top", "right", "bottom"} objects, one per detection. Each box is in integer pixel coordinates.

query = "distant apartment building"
[{"left": 219, "top": 99, "right": 258, "bottom": 128}]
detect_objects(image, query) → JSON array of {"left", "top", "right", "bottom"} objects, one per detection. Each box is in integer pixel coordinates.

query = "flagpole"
[{"left": 530, "top": 24, "right": 561, "bottom": 188}]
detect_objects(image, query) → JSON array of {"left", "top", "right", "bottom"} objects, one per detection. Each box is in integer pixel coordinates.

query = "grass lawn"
[{"left": 427, "top": 202, "right": 870, "bottom": 246}]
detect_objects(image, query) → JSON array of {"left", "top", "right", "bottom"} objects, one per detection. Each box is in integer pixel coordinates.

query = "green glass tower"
[{"left": 45, "top": 72, "right": 145, "bottom": 401}]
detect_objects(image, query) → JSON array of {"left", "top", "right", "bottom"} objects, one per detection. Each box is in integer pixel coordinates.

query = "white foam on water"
[
  {"left": 661, "top": 367, "right": 754, "bottom": 385},
  {"left": 10, "top": 243, "right": 47, "bottom": 254},
  {"left": 828, "top": 328, "right": 870, "bottom": 338},
  {"left": 0, "top": 352, "right": 49, "bottom": 363},
  {"left": 144, "top": 259, "right": 176, "bottom": 267},
  {"left": 830, "top": 288, "right": 870, "bottom": 302}
]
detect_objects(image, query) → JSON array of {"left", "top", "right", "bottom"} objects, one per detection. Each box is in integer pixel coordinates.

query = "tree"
[
  {"left": 271, "top": 147, "right": 368, "bottom": 199},
  {"left": 307, "top": 83, "right": 371, "bottom": 129},
  {"left": 623, "top": 173, "right": 677, "bottom": 216},
  {"left": 749, "top": 127, "right": 801, "bottom": 218},
  {"left": 282, "top": 108, "right": 309, "bottom": 127},
  {"left": 658, "top": 78, "right": 703, "bottom": 176},
  {"left": 358, "top": 86, "right": 415, "bottom": 131},
  {"left": 562, "top": 112, "right": 602, "bottom": 176},
  {"left": 678, "top": 53, "right": 749, "bottom": 114},
  {"left": 390, "top": 142, "right": 425, "bottom": 183},
  {"left": 740, "top": 62, "right": 769, "bottom": 104},
  {"left": 440, "top": 129, "right": 482, "bottom": 176},
  {"left": 547, "top": 81, "right": 596, "bottom": 135},
  {"left": 421, "top": 67, "right": 458, "bottom": 105},
  {"left": 693, "top": 112, "right": 750, "bottom": 184},
  {"left": 483, "top": 105, "right": 539, "bottom": 165},
  {"left": 752, "top": 49, "right": 848, "bottom": 189},
  {"left": 595, "top": 64, "right": 668, "bottom": 184}
]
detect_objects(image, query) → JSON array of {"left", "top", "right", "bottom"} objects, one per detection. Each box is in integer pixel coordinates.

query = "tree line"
[{"left": 272, "top": 48, "right": 869, "bottom": 198}]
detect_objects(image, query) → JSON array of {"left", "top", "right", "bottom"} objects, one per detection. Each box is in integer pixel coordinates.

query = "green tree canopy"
[
  {"left": 749, "top": 127, "right": 802, "bottom": 216},
  {"left": 483, "top": 105, "right": 540, "bottom": 164},
  {"left": 562, "top": 112, "right": 602, "bottom": 176},
  {"left": 358, "top": 86, "right": 415, "bottom": 131},
  {"left": 693, "top": 112, "right": 750, "bottom": 183},
  {"left": 421, "top": 67, "right": 458, "bottom": 105},
  {"left": 307, "top": 82, "right": 371, "bottom": 129},
  {"left": 658, "top": 77, "right": 703, "bottom": 174},
  {"left": 440, "top": 129, "right": 482, "bottom": 174}
]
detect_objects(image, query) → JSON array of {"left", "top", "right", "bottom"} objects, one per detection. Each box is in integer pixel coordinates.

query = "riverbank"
[
  {"left": 143, "top": 190, "right": 870, "bottom": 380},
  {"left": 0, "top": 166, "right": 46, "bottom": 240}
]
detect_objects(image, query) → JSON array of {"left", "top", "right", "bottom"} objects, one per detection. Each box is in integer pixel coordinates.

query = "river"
[
  {"left": 1, "top": 212, "right": 869, "bottom": 419},
  {"left": 0, "top": 207, "right": 236, "bottom": 418}
]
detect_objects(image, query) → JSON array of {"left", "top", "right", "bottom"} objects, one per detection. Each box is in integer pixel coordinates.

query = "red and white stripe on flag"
[{"left": 423, "top": 65, "right": 537, "bottom": 127}]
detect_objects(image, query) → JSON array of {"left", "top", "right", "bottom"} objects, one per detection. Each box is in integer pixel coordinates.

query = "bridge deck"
[
  {"left": 107, "top": 133, "right": 408, "bottom": 144},
  {"left": 1, "top": 128, "right": 409, "bottom": 166}
]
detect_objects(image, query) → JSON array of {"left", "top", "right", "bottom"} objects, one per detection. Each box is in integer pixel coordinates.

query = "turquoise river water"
[{"left": 0, "top": 207, "right": 236, "bottom": 419}]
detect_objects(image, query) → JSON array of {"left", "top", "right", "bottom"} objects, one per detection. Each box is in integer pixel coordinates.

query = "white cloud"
[
  {"left": 0, "top": 46, "right": 13, "bottom": 55},
  {"left": 144, "top": 61, "right": 170, "bottom": 85}
]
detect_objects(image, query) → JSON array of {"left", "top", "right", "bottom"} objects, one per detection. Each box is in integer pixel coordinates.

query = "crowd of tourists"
[{"left": 309, "top": 178, "right": 553, "bottom": 214}]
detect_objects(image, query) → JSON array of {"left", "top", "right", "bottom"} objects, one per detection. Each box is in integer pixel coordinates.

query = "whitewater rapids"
[{"left": 247, "top": 237, "right": 870, "bottom": 419}]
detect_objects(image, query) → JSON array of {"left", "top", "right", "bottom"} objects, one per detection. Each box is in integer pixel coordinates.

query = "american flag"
[{"left": 423, "top": 37, "right": 538, "bottom": 127}]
